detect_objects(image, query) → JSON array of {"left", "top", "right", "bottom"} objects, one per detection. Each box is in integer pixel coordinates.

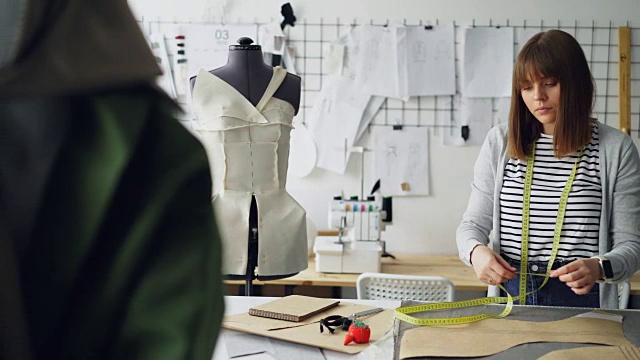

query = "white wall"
[
  {"left": 129, "top": 0, "right": 640, "bottom": 255},
  {"left": 129, "top": 0, "right": 640, "bottom": 24}
]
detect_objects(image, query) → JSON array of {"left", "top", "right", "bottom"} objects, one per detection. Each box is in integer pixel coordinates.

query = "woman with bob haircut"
[{"left": 456, "top": 29, "right": 640, "bottom": 308}]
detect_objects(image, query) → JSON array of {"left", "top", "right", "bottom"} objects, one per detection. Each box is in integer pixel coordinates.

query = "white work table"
[
  {"left": 213, "top": 296, "right": 400, "bottom": 360},
  {"left": 215, "top": 296, "right": 640, "bottom": 360}
]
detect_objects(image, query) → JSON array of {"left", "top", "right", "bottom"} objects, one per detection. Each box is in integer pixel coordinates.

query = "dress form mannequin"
[
  {"left": 190, "top": 37, "right": 300, "bottom": 113},
  {"left": 190, "top": 37, "right": 306, "bottom": 296}
]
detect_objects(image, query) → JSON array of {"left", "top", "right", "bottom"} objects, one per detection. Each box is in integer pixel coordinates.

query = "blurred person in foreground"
[{"left": 0, "top": 1, "right": 224, "bottom": 359}]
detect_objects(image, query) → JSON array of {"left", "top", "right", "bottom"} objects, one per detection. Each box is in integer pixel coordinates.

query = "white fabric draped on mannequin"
[{"left": 192, "top": 66, "right": 307, "bottom": 276}]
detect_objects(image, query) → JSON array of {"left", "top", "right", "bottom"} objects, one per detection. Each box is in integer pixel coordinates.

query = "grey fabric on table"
[{"left": 393, "top": 300, "right": 640, "bottom": 360}]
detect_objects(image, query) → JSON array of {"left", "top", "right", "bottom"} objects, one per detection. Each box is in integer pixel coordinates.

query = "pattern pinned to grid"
[
  {"left": 139, "top": 18, "right": 640, "bottom": 138},
  {"left": 284, "top": 18, "right": 640, "bottom": 138}
]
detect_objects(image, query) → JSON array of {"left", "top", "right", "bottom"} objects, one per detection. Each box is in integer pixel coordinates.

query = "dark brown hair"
[{"left": 508, "top": 30, "right": 594, "bottom": 160}]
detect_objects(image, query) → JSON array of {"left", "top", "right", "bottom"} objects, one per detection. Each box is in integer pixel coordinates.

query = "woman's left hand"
[{"left": 550, "top": 258, "right": 602, "bottom": 294}]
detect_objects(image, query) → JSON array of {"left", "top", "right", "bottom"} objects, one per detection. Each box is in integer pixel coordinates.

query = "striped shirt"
[{"left": 500, "top": 122, "right": 601, "bottom": 262}]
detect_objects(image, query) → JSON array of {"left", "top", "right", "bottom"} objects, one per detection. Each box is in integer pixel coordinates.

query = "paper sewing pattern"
[
  {"left": 399, "top": 314, "right": 635, "bottom": 359},
  {"left": 342, "top": 27, "right": 386, "bottom": 142},
  {"left": 306, "top": 77, "right": 350, "bottom": 174},
  {"left": 355, "top": 96, "right": 386, "bottom": 142},
  {"left": 374, "top": 127, "right": 430, "bottom": 196},
  {"left": 355, "top": 25, "right": 408, "bottom": 100},
  {"left": 354, "top": 25, "right": 456, "bottom": 99},
  {"left": 323, "top": 42, "right": 345, "bottom": 76},
  {"left": 461, "top": 26, "right": 514, "bottom": 98},
  {"left": 307, "top": 28, "right": 384, "bottom": 174},
  {"left": 405, "top": 25, "right": 456, "bottom": 96}
]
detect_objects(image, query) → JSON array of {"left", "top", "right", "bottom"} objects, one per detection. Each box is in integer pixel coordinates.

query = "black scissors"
[{"left": 319, "top": 308, "right": 384, "bottom": 334}]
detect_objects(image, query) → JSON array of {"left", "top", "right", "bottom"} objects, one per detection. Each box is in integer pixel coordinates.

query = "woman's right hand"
[{"left": 470, "top": 245, "right": 517, "bottom": 285}]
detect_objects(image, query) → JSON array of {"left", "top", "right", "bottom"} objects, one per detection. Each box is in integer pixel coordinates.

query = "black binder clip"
[{"left": 461, "top": 125, "right": 470, "bottom": 141}]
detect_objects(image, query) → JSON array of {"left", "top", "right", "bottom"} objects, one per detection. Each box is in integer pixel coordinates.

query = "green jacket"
[{"left": 1, "top": 86, "right": 224, "bottom": 359}]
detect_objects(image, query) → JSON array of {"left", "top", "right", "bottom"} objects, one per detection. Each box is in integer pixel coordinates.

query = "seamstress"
[{"left": 456, "top": 29, "right": 640, "bottom": 308}]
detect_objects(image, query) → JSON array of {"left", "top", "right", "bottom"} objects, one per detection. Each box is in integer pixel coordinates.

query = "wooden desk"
[
  {"left": 632, "top": 273, "right": 640, "bottom": 296},
  {"left": 225, "top": 254, "right": 640, "bottom": 296},
  {"left": 225, "top": 254, "right": 484, "bottom": 291}
]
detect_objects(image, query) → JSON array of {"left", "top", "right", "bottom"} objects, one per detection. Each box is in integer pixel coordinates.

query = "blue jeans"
[{"left": 500, "top": 256, "right": 600, "bottom": 308}]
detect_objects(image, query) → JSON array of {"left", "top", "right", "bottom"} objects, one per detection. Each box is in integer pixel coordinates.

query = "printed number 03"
[{"left": 215, "top": 29, "right": 229, "bottom": 40}]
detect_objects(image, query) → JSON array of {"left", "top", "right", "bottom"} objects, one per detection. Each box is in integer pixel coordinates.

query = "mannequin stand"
[
  {"left": 223, "top": 196, "right": 299, "bottom": 296},
  {"left": 381, "top": 240, "right": 396, "bottom": 259}
]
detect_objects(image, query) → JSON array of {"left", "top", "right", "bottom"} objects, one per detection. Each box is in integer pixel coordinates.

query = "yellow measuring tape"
[{"left": 396, "top": 143, "right": 584, "bottom": 326}]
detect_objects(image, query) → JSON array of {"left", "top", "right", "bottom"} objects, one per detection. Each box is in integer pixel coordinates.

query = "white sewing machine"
[{"left": 313, "top": 195, "right": 389, "bottom": 273}]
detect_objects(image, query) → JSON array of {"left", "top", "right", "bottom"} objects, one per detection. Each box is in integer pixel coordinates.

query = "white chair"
[
  {"left": 356, "top": 272, "right": 455, "bottom": 302},
  {"left": 618, "top": 280, "right": 631, "bottom": 309}
]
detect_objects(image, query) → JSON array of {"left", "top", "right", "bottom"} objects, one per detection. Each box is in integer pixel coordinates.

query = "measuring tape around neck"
[{"left": 396, "top": 142, "right": 585, "bottom": 326}]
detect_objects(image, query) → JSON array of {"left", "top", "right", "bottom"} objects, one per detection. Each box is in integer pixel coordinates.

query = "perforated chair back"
[
  {"left": 618, "top": 280, "right": 631, "bottom": 309},
  {"left": 356, "top": 272, "right": 455, "bottom": 302}
]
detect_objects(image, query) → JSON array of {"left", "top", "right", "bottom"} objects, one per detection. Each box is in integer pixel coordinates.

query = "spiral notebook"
[{"left": 248, "top": 295, "right": 340, "bottom": 322}]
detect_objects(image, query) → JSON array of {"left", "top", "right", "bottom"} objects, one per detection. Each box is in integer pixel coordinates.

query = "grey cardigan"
[{"left": 456, "top": 121, "right": 640, "bottom": 309}]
